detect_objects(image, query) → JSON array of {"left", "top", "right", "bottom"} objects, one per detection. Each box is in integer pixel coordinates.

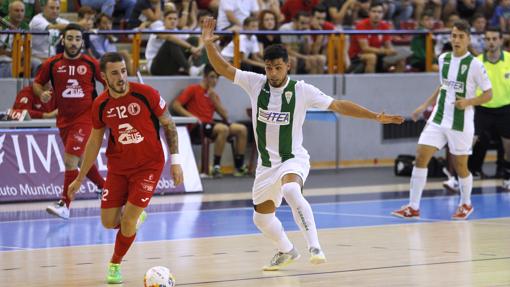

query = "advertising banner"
[{"left": 0, "top": 127, "right": 202, "bottom": 202}]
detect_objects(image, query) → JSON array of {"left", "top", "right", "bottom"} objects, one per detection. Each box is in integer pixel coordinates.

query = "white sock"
[
  {"left": 253, "top": 211, "right": 293, "bottom": 253},
  {"left": 458, "top": 173, "right": 473, "bottom": 206},
  {"left": 409, "top": 167, "right": 428, "bottom": 210},
  {"left": 282, "top": 182, "right": 320, "bottom": 250}
]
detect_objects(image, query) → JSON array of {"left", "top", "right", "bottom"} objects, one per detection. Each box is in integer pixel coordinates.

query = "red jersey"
[
  {"left": 281, "top": 0, "right": 320, "bottom": 23},
  {"left": 92, "top": 82, "right": 167, "bottom": 173},
  {"left": 176, "top": 84, "right": 216, "bottom": 123},
  {"left": 348, "top": 18, "right": 392, "bottom": 58},
  {"left": 12, "top": 86, "right": 57, "bottom": 119},
  {"left": 34, "top": 53, "right": 104, "bottom": 128}
]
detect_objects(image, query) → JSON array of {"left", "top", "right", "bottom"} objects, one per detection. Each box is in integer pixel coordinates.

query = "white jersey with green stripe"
[
  {"left": 429, "top": 52, "right": 491, "bottom": 132},
  {"left": 234, "top": 69, "right": 334, "bottom": 167}
]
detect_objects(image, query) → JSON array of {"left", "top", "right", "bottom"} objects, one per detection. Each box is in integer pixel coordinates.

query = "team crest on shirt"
[
  {"left": 77, "top": 65, "right": 87, "bottom": 75},
  {"left": 505, "top": 72, "right": 510, "bottom": 79},
  {"left": 128, "top": 103, "right": 141, "bottom": 116},
  {"left": 461, "top": 64, "right": 468, "bottom": 75},
  {"left": 284, "top": 91, "right": 293, "bottom": 104}
]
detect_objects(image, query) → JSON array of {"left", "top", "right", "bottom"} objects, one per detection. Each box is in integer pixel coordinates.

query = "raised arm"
[
  {"left": 201, "top": 17, "right": 236, "bottom": 81},
  {"left": 328, "top": 99, "right": 405, "bottom": 124},
  {"left": 67, "top": 127, "right": 105, "bottom": 200}
]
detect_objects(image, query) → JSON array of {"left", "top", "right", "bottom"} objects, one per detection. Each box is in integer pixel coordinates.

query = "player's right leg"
[
  {"left": 254, "top": 200, "right": 299, "bottom": 271},
  {"left": 502, "top": 137, "right": 510, "bottom": 190},
  {"left": 211, "top": 123, "right": 229, "bottom": 177},
  {"left": 392, "top": 143, "right": 437, "bottom": 219}
]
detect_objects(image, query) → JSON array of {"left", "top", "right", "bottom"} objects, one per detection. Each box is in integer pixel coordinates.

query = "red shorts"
[
  {"left": 58, "top": 124, "right": 92, "bottom": 157},
  {"left": 100, "top": 166, "right": 163, "bottom": 209}
]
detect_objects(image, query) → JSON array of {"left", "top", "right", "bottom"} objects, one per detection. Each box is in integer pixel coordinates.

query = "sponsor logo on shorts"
[
  {"left": 72, "top": 146, "right": 80, "bottom": 151},
  {"left": 257, "top": 108, "right": 290, "bottom": 125},
  {"left": 141, "top": 197, "right": 149, "bottom": 202},
  {"left": 141, "top": 183, "right": 154, "bottom": 192}
]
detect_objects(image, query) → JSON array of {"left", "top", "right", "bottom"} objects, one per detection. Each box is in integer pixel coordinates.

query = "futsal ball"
[{"left": 144, "top": 266, "right": 176, "bottom": 287}]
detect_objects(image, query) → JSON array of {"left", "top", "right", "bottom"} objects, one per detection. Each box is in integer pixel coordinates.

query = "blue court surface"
[{"left": 1, "top": 187, "right": 510, "bottom": 251}]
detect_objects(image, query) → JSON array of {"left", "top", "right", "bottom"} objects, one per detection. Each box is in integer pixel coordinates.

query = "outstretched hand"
[
  {"left": 376, "top": 112, "right": 405, "bottom": 124},
  {"left": 201, "top": 17, "right": 220, "bottom": 45}
]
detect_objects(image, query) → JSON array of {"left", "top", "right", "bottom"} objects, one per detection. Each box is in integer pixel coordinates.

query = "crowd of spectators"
[{"left": 0, "top": 0, "right": 508, "bottom": 77}]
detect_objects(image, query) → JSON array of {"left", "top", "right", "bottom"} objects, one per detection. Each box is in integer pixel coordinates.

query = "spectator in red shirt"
[
  {"left": 172, "top": 65, "right": 248, "bottom": 178},
  {"left": 281, "top": 0, "right": 320, "bottom": 23},
  {"left": 348, "top": 1, "right": 408, "bottom": 73},
  {"left": 12, "top": 85, "right": 57, "bottom": 119}
]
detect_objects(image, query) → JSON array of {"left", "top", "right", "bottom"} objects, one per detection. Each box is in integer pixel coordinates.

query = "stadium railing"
[{"left": 0, "top": 29, "right": 435, "bottom": 79}]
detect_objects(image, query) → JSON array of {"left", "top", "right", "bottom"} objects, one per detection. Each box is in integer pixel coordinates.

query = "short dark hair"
[
  {"left": 243, "top": 16, "right": 258, "bottom": 27},
  {"left": 203, "top": 64, "right": 217, "bottom": 77},
  {"left": 263, "top": 44, "right": 288, "bottom": 62},
  {"left": 452, "top": 20, "right": 471, "bottom": 35},
  {"left": 485, "top": 26, "right": 502, "bottom": 38},
  {"left": 312, "top": 4, "right": 327, "bottom": 15},
  {"left": 62, "top": 23, "right": 83, "bottom": 37},
  {"left": 293, "top": 11, "right": 310, "bottom": 21},
  {"left": 100, "top": 52, "right": 124, "bottom": 72},
  {"left": 370, "top": 0, "right": 384, "bottom": 9},
  {"left": 77, "top": 5, "right": 95, "bottom": 19}
]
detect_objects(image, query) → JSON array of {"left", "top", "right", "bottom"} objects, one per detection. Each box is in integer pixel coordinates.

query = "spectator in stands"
[
  {"left": 11, "top": 84, "right": 57, "bottom": 118},
  {"left": 444, "top": 0, "right": 483, "bottom": 21},
  {"left": 145, "top": 10, "right": 202, "bottom": 75},
  {"left": 129, "top": 0, "right": 163, "bottom": 28},
  {"left": 56, "top": 6, "right": 95, "bottom": 56},
  {"left": 82, "top": 0, "right": 135, "bottom": 21},
  {"left": 222, "top": 17, "right": 264, "bottom": 72},
  {"left": 257, "top": 0, "right": 284, "bottom": 23},
  {"left": 281, "top": 0, "right": 320, "bottom": 23},
  {"left": 409, "top": 12, "right": 438, "bottom": 71},
  {"left": 384, "top": 0, "right": 413, "bottom": 28},
  {"left": 348, "top": 1, "right": 408, "bottom": 73},
  {"left": 172, "top": 65, "right": 248, "bottom": 178},
  {"left": 470, "top": 13, "right": 487, "bottom": 55},
  {"left": 177, "top": 0, "right": 198, "bottom": 30},
  {"left": 280, "top": 11, "right": 326, "bottom": 74},
  {"left": 434, "top": 13, "right": 459, "bottom": 56},
  {"left": 1, "top": 0, "right": 40, "bottom": 22},
  {"left": 258, "top": 10, "right": 281, "bottom": 49},
  {"left": 196, "top": 0, "right": 219, "bottom": 13},
  {"left": 90, "top": 13, "right": 133, "bottom": 75},
  {"left": 216, "top": 0, "right": 259, "bottom": 31},
  {"left": 490, "top": 0, "right": 510, "bottom": 32},
  {"left": 310, "top": 5, "right": 336, "bottom": 55},
  {"left": 412, "top": 0, "right": 442, "bottom": 22},
  {"left": 0, "top": 0, "right": 40, "bottom": 77},
  {"left": 323, "top": 0, "right": 353, "bottom": 28},
  {"left": 29, "top": 0, "right": 69, "bottom": 62}
]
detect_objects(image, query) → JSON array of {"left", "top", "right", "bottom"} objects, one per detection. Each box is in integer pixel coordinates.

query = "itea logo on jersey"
[
  {"left": 441, "top": 79, "right": 465, "bottom": 93},
  {"left": 258, "top": 108, "right": 290, "bottom": 125}
]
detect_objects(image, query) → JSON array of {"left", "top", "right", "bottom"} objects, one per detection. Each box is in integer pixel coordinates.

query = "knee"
[
  {"left": 282, "top": 182, "right": 303, "bottom": 207},
  {"left": 120, "top": 216, "right": 137, "bottom": 235},
  {"left": 365, "top": 54, "right": 377, "bottom": 65},
  {"left": 215, "top": 124, "right": 229, "bottom": 137},
  {"left": 101, "top": 217, "right": 118, "bottom": 229},
  {"left": 254, "top": 200, "right": 276, "bottom": 214},
  {"left": 231, "top": 124, "right": 247, "bottom": 137}
]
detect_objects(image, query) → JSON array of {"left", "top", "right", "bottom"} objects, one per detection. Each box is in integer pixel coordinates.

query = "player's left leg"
[
  {"left": 211, "top": 123, "right": 229, "bottom": 177},
  {"left": 281, "top": 173, "right": 326, "bottom": 264},
  {"left": 501, "top": 137, "right": 510, "bottom": 190},
  {"left": 46, "top": 152, "right": 80, "bottom": 219},
  {"left": 451, "top": 154, "right": 474, "bottom": 220},
  {"left": 229, "top": 123, "right": 248, "bottom": 176}
]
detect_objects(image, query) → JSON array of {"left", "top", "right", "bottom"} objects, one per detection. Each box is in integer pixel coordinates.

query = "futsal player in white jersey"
[
  {"left": 201, "top": 17, "right": 405, "bottom": 270},
  {"left": 392, "top": 20, "right": 493, "bottom": 221}
]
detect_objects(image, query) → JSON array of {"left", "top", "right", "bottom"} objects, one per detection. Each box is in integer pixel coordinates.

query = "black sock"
[
  {"left": 213, "top": 155, "right": 221, "bottom": 166},
  {"left": 234, "top": 154, "right": 245, "bottom": 169}
]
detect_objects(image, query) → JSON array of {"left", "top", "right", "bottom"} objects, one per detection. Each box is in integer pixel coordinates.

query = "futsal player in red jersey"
[
  {"left": 33, "top": 23, "right": 106, "bottom": 219},
  {"left": 11, "top": 85, "right": 57, "bottom": 119},
  {"left": 67, "top": 52, "right": 184, "bottom": 284}
]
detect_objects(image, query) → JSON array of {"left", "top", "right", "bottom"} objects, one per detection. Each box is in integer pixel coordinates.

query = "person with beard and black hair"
[{"left": 33, "top": 23, "right": 106, "bottom": 220}]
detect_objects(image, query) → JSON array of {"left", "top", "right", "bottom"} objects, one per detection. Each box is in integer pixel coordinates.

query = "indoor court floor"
[{"left": 1, "top": 176, "right": 510, "bottom": 286}]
